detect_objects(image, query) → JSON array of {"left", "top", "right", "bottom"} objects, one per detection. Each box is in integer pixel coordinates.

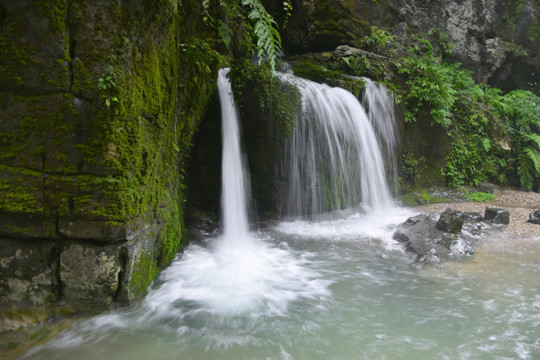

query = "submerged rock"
[{"left": 528, "top": 210, "right": 540, "bottom": 225}]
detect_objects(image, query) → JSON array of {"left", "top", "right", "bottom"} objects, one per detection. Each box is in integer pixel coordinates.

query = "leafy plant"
[
  {"left": 98, "top": 65, "right": 119, "bottom": 108},
  {"left": 241, "top": 0, "right": 283, "bottom": 71},
  {"left": 498, "top": 90, "right": 540, "bottom": 190},
  {"left": 464, "top": 191, "right": 496, "bottom": 202},
  {"left": 360, "top": 26, "right": 395, "bottom": 50},
  {"left": 395, "top": 35, "right": 510, "bottom": 188}
]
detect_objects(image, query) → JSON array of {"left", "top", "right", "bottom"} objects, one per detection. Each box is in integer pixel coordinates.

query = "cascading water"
[
  {"left": 361, "top": 77, "right": 398, "bottom": 195},
  {"left": 218, "top": 68, "right": 251, "bottom": 244},
  {"left": 18, "top": 71, "right": 540, "bottom": 360},
  {"left": 277, "top": 73, "right": 394, "bottom": 217}
]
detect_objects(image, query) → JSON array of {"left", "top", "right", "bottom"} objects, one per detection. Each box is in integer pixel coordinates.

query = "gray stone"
[
  {"left": 528, "top": 210, "right": 540, "bottom": 225},
  {"left": 393, "top": 212, "right": 473, "bottom": 264},
  {"left": 0, "top": 240, "right": 58, "bottom": 305},
  {"left": 0, "top": 239, "right": 59, "bottom": 331},
  {"left": 334, "top": 45, "right": 362, "bottom": 58},
  {"left": 484, "top": 207, "right": 510, "bottom": 225},
  {"left": 284, "top": 0, "right": 540, "bottom": 89},
  {"left": 114, "top": 224, "right": 160, "bottom": 305},
  {"left": 436, "top": 208, "right": 464, "bottom": 233},
  {"left": 493, "top": 210, "right": 510, "bottom": 225},
  {"left": 59, "top": 243, "right": 123, "bottom": 308},
  {"left": 58, "top": 218, "right": 127, "bottom": 242}
]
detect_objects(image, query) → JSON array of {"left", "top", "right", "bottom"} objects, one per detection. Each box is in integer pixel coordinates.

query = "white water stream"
[
  {"left": 19, "top": 71, "right": 540, "bottom": 360},
  {"left": 277, "top": 73, "right": 393, "bottom": 216}
]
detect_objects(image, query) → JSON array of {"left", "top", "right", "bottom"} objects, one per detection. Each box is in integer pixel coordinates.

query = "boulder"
[
  {"left": 393, "top": 209, "right": 474, "bottom": 264},
  {"left": 436, "top": 208, "right": 464, "bottom": 233},
  {"left": 484, "top": 207, "right": 510, "bottom": 225},
  {"left": 528, "top": 210, "right": 540, "bottom": 225}
]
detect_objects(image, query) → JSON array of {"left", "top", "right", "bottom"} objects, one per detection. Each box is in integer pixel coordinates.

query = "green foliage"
[
  {"left": 293, "top": 60, "right": 341, "bottom": 83},
  {"left": 396, "top": 47, "right": 472, "bottom": 127},
  {"left": 464, "top": 191, "right": 496, "bottom": 202},
  {"left": 282, "top": 0, "right": 293, "bottom": 28},
  {"left": 498, "top": 90, "right": 540, "bottom": 190},
  {"left": 395, "top": 35, "right": 509, "bottom": 188},
  {"left": 241, "top": 0, "right": 283, "bottom": 71},
  {"left": 98, "top": 65, "right": 119, "bottom": 109},
  {"left": 360, "top": 26, "right": 395, "bottom": 51},
  {"left": 339, "top": 54, "right": 371, "bottom": 77},
  {"left": 428, "top": 28, "right": 455, "bottom": 58}
]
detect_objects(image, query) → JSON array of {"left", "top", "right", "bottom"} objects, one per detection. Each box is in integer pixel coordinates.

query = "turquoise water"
[{"left": 21, "top": 210, "right": 540, "bottom": 360}]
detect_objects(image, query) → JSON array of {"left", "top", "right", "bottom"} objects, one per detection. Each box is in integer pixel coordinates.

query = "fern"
[
  {"left": 518, "top": 153, "right": 535, "bottom": 190},
  {"left": 524, "top": 133, "right": 540, "bottom": 150},
  {"left": 523, "top": 147, "right": 540, "bottom": 172},
  {"left": 241, "top": 0, "right": 283, "bottom": 71}
]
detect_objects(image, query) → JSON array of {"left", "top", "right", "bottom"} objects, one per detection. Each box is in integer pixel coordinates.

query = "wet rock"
[
  {"left": 59, "top": 243, "right": 123, "bottom": 308},
  {"left": 528, "top": 210, "right": 540, "bottom": 225},
  {"left": 436, "top": 208, "right": 464, "bottom": 233},
  {"left": 484, "top": 207, "right": 510, "bottom": 225},
  {"left": 393, "top": 210, "right": 475, "bottom": 264},
  {"left": 0, "top": 240, "right": 59, "bottom": 331},
  {"left": 464, "top": 212, "right": 484, "bottom": 222}
]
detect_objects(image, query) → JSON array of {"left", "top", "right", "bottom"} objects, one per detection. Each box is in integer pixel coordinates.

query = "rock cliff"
[{"left": 282, "top": 0, "right": 540, "bottom": 93}]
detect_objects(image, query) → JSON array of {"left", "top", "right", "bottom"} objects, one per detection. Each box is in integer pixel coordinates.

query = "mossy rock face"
[
  {"left": 283, "top": 0, "right": 395, "bottom": 53},
  {"left": 0, "top": 0, "right": 227, "bottom": 332}
]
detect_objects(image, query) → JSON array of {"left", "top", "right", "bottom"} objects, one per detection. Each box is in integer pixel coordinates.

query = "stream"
[{"left": 21, "top": 210, "right": 540, "bottom": 359}]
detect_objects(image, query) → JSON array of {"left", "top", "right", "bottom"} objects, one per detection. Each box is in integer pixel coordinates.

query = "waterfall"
[
  {"left": 277, "top": 73, "right": 394, "bottom": 217},
  {"left": 217, "top": 68, "right": 251, "bottom": 244},
  {"left": 361, "top": 77, "right": 399, "bottom": 195}
]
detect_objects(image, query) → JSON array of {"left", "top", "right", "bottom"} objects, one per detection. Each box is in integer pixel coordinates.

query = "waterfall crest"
[{"left": 277, "top": 73, "right": 395, "bottom": 217}]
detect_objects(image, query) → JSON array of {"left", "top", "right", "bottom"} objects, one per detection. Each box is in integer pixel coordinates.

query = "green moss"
[
  {"left": 130, "top": 252, "right": 160, "bottom": 298},
  {"left": 157, "top": 196, "right": 185, "bottom": 267},
  {"left": 0, "top": 31, "right": 37, "bottom": 86},
  {"left": 293, "top": 59, "right": 342, "bottom": 83},
  {"left": 0, "top": 165, "right": 43, "bottom": 213},
  {"left": 35, "top": 0, "right": 68, "bottom": 34},
  {"left": 71, "top": 57, "right": 93, "bottom": 94}
]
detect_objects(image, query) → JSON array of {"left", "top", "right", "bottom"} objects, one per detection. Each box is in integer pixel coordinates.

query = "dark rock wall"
[
  {"left": 0, "top": 0, "right": 221, "bottom": 331},
  {"left": 283, "top": 0, "right": 540, "bottom": 92}
]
